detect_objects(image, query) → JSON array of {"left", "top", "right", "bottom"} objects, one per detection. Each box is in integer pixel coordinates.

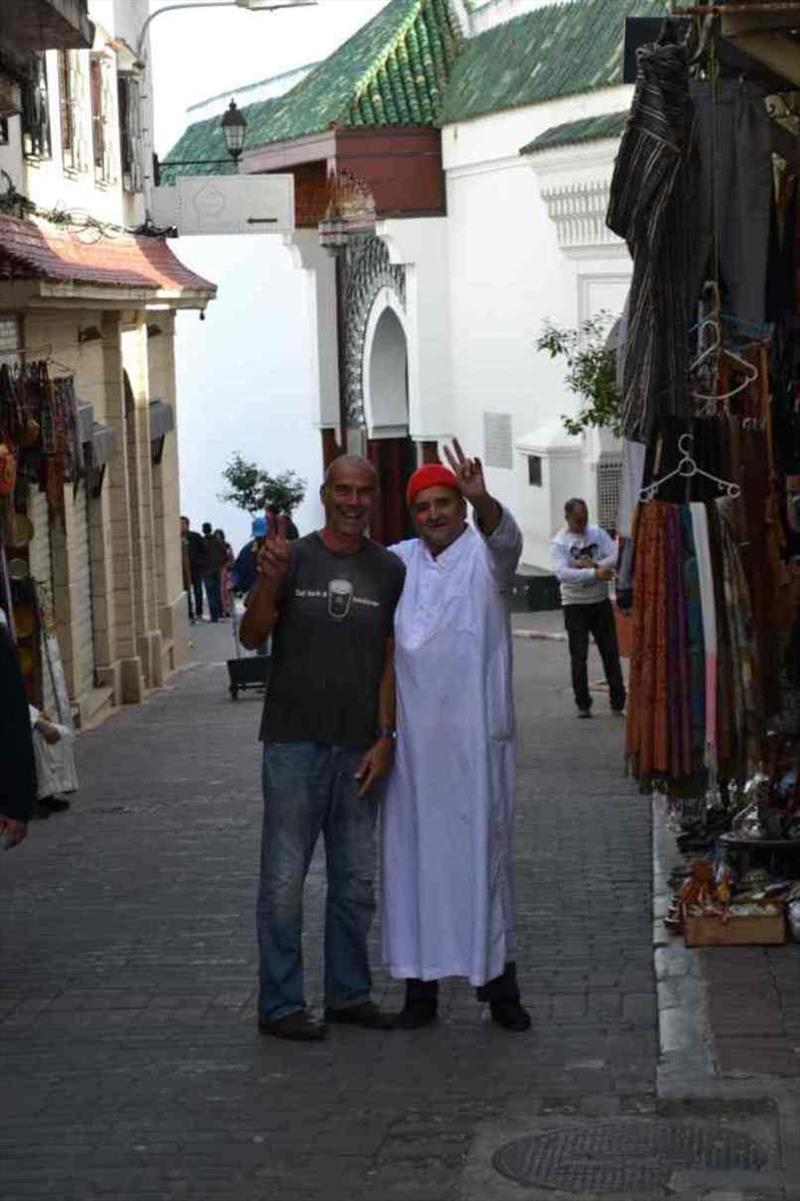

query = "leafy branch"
[
  {"left": 219, "top": 453, "right": 306, "bottom": 515},
  {"left": 536, "top": 313, "right": 621, "bottom": 438}
]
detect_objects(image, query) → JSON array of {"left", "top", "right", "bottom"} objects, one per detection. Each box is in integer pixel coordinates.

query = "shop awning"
[
  {"left": 0, "top": 214, "right": 216, "bottom": 309},
  {"left": 149, "top": 400, "right": 174, "bottom": 441},
  {"left": 90, "top": 422, "right": 115, "bottom": 468}
]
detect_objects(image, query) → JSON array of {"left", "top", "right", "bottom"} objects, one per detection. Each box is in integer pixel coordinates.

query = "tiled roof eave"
[
  {"left": 520, "top": 110, "right": 630, "bottom": 155},
  {"left": 438, "top": 84, "right": 622, "bottom": 131},
  {"left": 0, "top": 214, "right": 217, "bottom": 302}
]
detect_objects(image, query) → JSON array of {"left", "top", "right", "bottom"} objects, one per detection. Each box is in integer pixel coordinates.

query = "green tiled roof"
[
  {"left": 164, "top": 0, "right": 462, "bottom": 177},
  {"left": 439, "top": 0, "right": 663, "bottom": 127},
  {"left": 521, "top": 109, "right": 629, "bottom": 154}
]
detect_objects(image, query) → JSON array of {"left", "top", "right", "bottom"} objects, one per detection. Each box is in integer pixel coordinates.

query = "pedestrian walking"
[
  {"left": 381, "top": 442, "right": 531, "bottom": 1033},
  {"left": 214, "top": 529, "right": 234, "bottom": 617},
  {"left": 0, "top": 620, "right": 36, "bottom": 850},
  {"left": 181, "top": 517, "right": 207, "bottom": 622},
  {"left": 180, "top": 517, "right": 194, "bottom": 623},
  {"left": 230, "top": 517, "right": 267, "bottom": 596},
  {"left": 551, "top": 498, "right": 627, "bottom": 718},
  {"left": 240, "top": 456, "right": 404, "bottom": 1042},
  {"left": 201, "top": 522, "right": 226, "bottom": 623}
]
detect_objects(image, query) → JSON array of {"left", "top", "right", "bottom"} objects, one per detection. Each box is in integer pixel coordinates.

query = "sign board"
[{"left": 152, "top": 174, "right": 294, "bottom": 236}]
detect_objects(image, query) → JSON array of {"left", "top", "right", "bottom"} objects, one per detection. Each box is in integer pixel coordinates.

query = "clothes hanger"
[
  {"left": 690, "top": 344, "right": 758, "bottom": 406},
  {"left": 639, "top": 432, "right": 741, "bottom": 503}
]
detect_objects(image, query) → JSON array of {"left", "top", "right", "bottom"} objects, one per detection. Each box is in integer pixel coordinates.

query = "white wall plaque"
[{"left": 152, "top": 175, "right": 295, "bottom": 236}]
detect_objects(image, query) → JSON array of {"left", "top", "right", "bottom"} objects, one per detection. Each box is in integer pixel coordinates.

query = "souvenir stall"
[
  {"left": 0, "top": 354, "right": 82, "bottom": 724},
  {"left": 611, "top": 4, "right": 800, "bottom": 946}
]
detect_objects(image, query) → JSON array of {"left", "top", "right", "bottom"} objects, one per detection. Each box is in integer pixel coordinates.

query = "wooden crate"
[{"left": 685, "top": 908, "right": 786, "bottom": 948}]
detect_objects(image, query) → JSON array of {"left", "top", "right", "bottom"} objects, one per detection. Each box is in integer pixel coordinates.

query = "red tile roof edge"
[{"left": 0, "top": 214, "right": 217, "bottom": 296}]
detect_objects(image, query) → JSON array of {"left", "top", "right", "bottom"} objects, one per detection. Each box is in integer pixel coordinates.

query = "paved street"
[{"left": 0, "top": 622, "right": 656, "bottom": 1201}]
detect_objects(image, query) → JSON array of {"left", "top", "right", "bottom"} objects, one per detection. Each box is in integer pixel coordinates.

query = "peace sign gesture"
[{"left": 442, "top": 439, "right": 488, "bottom": 506}]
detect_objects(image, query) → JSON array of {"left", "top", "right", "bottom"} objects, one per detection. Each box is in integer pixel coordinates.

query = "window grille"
[
  {"left": 483, "top": 412, "right": 513, "bottom": 470},
  {"left": 117, "top": 73, "right": 143, "bottom": 193},
  {"left": 90, "top": 53, "right": 116, "bottom": 184},
  {"left": 58, "top": 50, "right": 88, "bottom": 173},
  {"left": 21, "top": 53, "right": 51, "bottom": 159},
  {"left": 0, "top": 317, "right": 20, "bottom": 361},
  {"left": 597, "top": 458, "right": 623, "bottom": 534}
]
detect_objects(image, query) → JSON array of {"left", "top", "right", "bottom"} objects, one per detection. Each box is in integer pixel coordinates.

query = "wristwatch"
[{"left": 377, "top": 726, "right": 397, "bottom": 741}]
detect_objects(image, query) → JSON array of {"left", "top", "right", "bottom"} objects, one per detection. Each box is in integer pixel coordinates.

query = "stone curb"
[{"left": 651, "top": 796, "right": 800, "bottom": 1198}]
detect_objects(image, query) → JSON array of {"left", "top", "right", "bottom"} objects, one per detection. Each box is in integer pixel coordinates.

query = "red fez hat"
[{"left": 406, "top": 464, "right": 459, "bottom": 507}]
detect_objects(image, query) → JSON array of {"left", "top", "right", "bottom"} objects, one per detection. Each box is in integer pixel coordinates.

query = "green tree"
[
  {"left": 219, "top": 453, "right": 306, "bottom": 515},
  {"left": 536, "top": 313, "right": 621, "bottom": 438}
]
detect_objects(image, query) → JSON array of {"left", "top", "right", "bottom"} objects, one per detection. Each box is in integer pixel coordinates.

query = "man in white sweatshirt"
[{"left": 551, "top": 498, "right": 626, "bottom": 719}]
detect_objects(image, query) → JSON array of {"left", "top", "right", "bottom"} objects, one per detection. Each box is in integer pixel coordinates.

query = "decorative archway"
[
  {"left": 363, "top": 294, "right": 409, "bottom": 439},
  {"left": 342, "top": 235, "right": 413, "bottom": 544},
  {"left": 343, "top": 235, "right": 406, "bottom": 428}
]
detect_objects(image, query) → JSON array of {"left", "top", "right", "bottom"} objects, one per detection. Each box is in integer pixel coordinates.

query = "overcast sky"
[
  {"left": 149, "top": 0, "right": 389, "bottom": 156},
  {"left": 144, "top": 0, "right": 389, "bottom": 547}
]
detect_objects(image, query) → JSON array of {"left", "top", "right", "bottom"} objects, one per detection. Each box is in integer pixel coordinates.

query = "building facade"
[
  {"left": 166, "top": 0, "right": 659, "bottom": 572},
  {"left": 0, "top": 0, "right": 215, "bottom": 727}
]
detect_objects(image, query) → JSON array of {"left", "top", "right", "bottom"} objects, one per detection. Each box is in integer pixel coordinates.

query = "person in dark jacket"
[
  {"left": 231, "top": 516, "right": 267, "bottom": 596},
  {"left": 0, "top": 621, "right": 36, "bottom": 848},
  {"left": 201, "top": 521, "right": 227, "bottom": 622},
  {"left": 182, "top": 516, "right": 207, "bottom": 621}
]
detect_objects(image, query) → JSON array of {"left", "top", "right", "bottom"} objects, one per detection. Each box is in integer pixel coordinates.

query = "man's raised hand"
[
  {"left": 442, "top": 438, "right": 488, "bottom": 506},
  {"left": 257, "top": 513, "right": 291, "bottom": 589}
]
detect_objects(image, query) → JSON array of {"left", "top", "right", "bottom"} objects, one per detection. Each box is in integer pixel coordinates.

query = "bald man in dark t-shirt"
[{"left": 241, "top": 457, "right": 404, "bottom": 1042}]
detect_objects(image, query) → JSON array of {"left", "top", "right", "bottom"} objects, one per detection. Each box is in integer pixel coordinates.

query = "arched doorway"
[{"left": 363, "top": 300, "right": 414, "bottom": 545}]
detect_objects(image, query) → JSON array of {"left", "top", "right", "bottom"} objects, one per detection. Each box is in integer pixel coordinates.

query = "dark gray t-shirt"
[{"left": 259, "top": 533, "right": 405, "bottom": 750}]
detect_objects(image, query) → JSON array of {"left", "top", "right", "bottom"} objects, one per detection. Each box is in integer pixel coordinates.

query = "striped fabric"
[{"left": 606, "top": 38, "right": 695, "bottom": 444}]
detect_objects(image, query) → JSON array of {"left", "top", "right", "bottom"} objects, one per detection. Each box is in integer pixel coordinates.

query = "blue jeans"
[
  {"left": 203, "top": 573, "right": 221, "bottom": 621},
  {"left": 257, "top": 742, "right": 378, "bottom": 1022}
]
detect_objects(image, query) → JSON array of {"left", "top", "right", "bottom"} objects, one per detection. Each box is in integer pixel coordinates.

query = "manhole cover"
[{"left": 493, "top": 1122, "right": 768, "bottom": 1195}]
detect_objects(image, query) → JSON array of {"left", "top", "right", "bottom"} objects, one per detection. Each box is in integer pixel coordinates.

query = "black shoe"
[
  {"left": 577, "top": 708, "right": 592, "bottom": 719},
  {"left": 490, "top": 1000, "right": 531, "bottom": 1032},
  {"left": 30, "top": 800, "right": 51, "bottom": 820},
  {"left": 324, "top": 1001, "right": 395, "bottom": 1030},
  {"left": 258, "top": 1011, "right": 328, "bottom": 1041},
  {"left": 611, "top": 704, "right": 626, "bottom": 716},
  {"left": 40, "top": 796, "right": 70, "bottom": 813},
  {"left": 392, "top": 1000, "right": 438, "bottom": 1030}
]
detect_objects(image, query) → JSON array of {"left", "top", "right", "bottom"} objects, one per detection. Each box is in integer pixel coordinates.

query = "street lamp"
[
  {"left": 153, "top": 98, "right": 248, "bottom": 184},
  {"left": 220, "top": 99, "right": 247, "bottom": 163}
]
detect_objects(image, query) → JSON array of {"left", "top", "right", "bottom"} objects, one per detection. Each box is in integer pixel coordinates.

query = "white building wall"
[{"left": 441, "top": 86, "right": 633, "bottom": 568}]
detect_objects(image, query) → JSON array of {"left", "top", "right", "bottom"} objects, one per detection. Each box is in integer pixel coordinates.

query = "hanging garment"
[
  {"left": 617, "top": 439, "right": 648, "bottom": 538},
  {"left": 689, "top": 79, "right": 772, "bottom": 329},
  {"left": 607, "top": 36, "right": 694, "bottom": 443},
  {"left": 680, "top": 506, "right": 706, "bottom": 776},
  {"left": 627, "top": 502, "right": 670, "bottom": 780},
  {"left": 381, "top": 508, "right": 522, "bottom": 987},
  {"left": 689, "top": 504, "right": 718, "bottom": 777},
  {"left": 715, "top": 497, "right": 761, "bottom": 777}
]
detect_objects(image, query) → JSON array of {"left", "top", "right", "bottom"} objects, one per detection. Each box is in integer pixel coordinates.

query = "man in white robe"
[
  {"left": 29, "top": 706, "right": 78, "bottom": 815},
  {"left": 382, "top": 442, "right": 530, "bottom": 1032}
]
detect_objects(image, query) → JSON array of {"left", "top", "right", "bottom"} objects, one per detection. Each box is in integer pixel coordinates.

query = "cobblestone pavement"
[{"left": 0, "top": 623, "right": 656, "bottom": 1201}]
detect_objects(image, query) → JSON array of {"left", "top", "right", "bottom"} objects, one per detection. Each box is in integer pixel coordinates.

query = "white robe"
[
  {"left": 382, "top": 506, "right": 522, "bottom": 986},
  {"left": 29, "top": 706, "right": 79, "bottom": 801}
]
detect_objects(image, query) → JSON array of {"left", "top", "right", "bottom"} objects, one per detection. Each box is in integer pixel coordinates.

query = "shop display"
[
  {"left": 617, "top": 17, "right": 800, "bottom": 952},
  {"left": 0, "top": 356, "right": 81, "bottom": 706}
]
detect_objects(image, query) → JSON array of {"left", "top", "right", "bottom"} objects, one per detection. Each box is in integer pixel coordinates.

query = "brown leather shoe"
[
  {"left": 324, "top": 1001, "right": 395, "bottom": 1030},
  {"left": 258, "top": 1011, "right": 328, "bottom": 1041}
]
